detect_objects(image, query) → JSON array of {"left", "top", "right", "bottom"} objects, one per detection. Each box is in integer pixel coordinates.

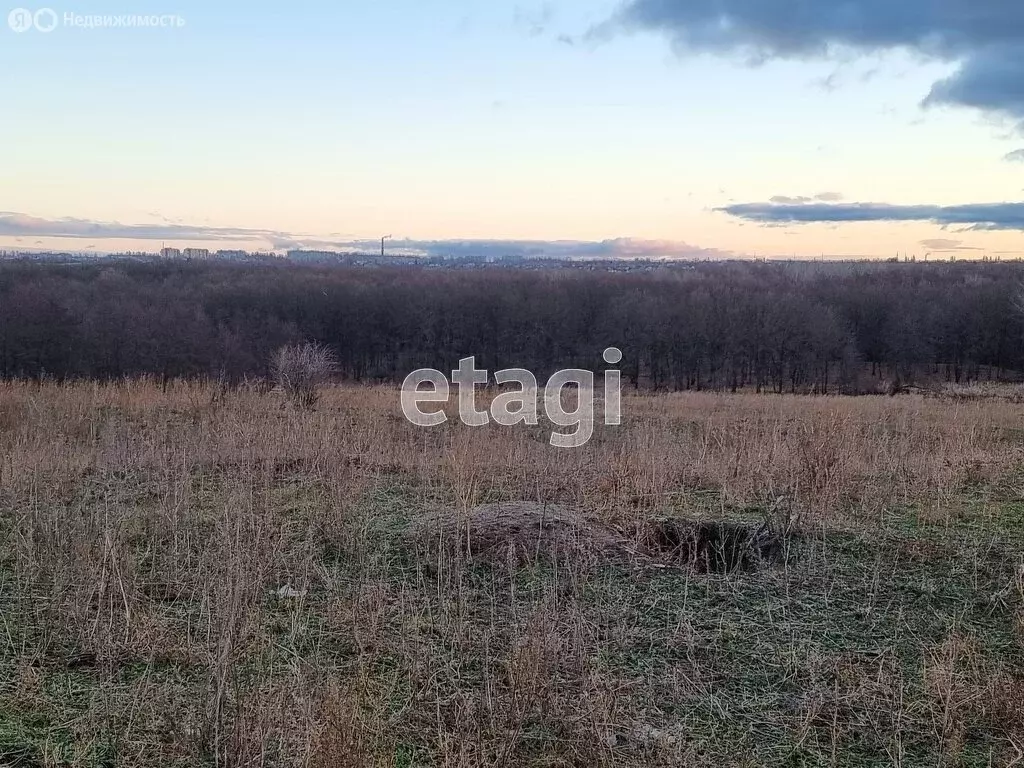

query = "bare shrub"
[{"left": 270, "top": 342, "right": 337, "bottom": 408}]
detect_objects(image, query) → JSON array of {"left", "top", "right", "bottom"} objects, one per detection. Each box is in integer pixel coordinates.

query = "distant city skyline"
[{"left": 3, "top": 0, "right": 1023, "bottom": 259}]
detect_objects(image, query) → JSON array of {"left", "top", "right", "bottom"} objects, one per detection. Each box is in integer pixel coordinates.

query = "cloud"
[
  {"left": 321, "top": 237, "right": 732, "bottom": 261},
  {"left": 924, "top": 45, "right": 1024, "bottom": 120},
  {"left": 769, "top": 192, "right": 844, "bottom": 204},
  {"left": 514, "top": 3, "right": 554, "bottom": 38},
  {"left": 769, "top": 195, "right": 813, "bottom": 205},
  {"left": 918, "top": 238, "right": 982, "bottom": 251},
  {"left": 597, "top": 0, "right": 1024, "bottom": 122},
  {"left": 1005, "top": 149, "right": 1024, "bottom": 162},
  {"left": 718, "top": 200, "right": 1024, "bottom": 230},
  {"left": 0, "top": 212, "right": 729, "bottom": 260},
  {"left": 0, "top": 212, "right": 295, "bottom": 245}
]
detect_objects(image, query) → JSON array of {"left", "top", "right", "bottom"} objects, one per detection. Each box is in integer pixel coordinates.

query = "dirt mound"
[
  {"left": 414, "top": 502, "right": 791, "bottom": 572},
  {"left": 415, "top": 502, "right": 637, "bottom": 565}
]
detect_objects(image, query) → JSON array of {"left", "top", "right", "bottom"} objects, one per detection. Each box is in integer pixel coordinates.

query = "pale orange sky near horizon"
[{"left": 3, "top": 1, "right": 1023, "bottom": 260}]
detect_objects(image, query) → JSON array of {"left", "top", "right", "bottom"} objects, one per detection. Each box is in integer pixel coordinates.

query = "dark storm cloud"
[
  {"left": 719, "top": 200, "right": 1024, "bottom": 230},
  {"left": 924, "top": 44, "right": 1024, "bottom": 118},
  {"left": 597, "top": 0, "right": 1024, "bottom": 120}
]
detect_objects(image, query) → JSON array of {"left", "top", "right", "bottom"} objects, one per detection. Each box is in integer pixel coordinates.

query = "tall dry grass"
[{"left": 0, "top": 379, "right": 1022, "bottom": 766}]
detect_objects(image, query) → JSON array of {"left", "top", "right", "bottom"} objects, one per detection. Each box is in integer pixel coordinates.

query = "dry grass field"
[{"left": 1, "top": 380, "right": 1023, "bottom": 767}]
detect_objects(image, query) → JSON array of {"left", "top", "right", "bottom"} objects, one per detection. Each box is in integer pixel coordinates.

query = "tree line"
[{"left": 1, "top": 259, "right": 1022, "bottom": 393}]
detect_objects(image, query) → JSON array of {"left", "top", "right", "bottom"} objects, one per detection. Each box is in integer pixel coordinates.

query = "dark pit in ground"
[{"left": 641, "top": 519, "right": 787, "bottom": 573}]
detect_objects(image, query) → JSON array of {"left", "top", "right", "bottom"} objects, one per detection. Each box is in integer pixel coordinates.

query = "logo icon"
[
  {"left": 8, "top": 7, "right": 34, "bottom": 31},
  {"left": 7, "top": 7, "right": 57, "bottom": 32},
  {"left": 33, "top": 7, "right": 57, "bottom": 31},
  {"left": 400, "top": 348, "right": 624, "bottom": 448}
]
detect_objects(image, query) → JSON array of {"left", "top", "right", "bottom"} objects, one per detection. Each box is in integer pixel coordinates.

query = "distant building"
[
  {"left": 183, "top": 248, "right": 210, "bottom": 260},
  {"left": 215, "top": 249, "right": 248, "bottom": 260},
  {"left": 287, "top": 249, "right": 341, "bottom": 263},
  {"left": 160, "top": 247, "right": 182, "bottom": 259}
]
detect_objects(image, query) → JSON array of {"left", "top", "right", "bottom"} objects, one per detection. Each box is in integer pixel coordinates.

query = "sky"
[{"left": 2, "top": 0, "right": 1023, "bottom": 259}]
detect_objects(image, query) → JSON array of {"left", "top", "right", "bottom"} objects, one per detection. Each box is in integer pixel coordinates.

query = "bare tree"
[
  {"left": 1013, "top": 284, "right": 1024, "bottom": 320},
  {"left": 270, "top": 342, "right": 337, "bottom": 408}
]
